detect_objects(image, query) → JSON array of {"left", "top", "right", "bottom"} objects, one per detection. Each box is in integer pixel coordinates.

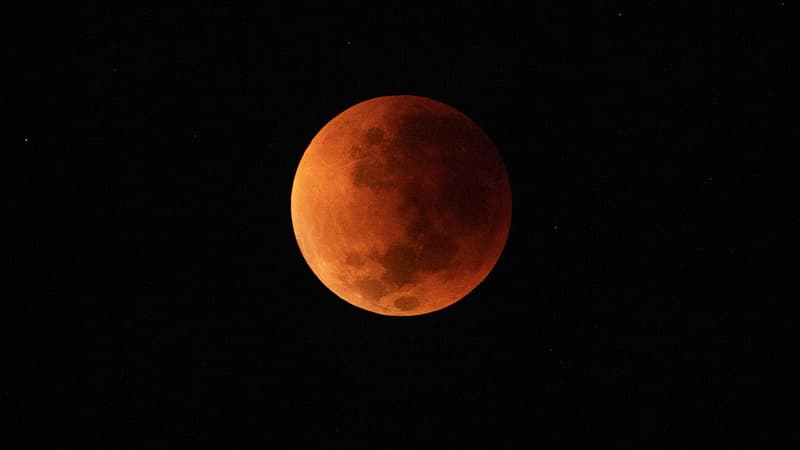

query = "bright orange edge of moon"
[{"left": 291, "top": 95, "right": 512, "bottom": 316}]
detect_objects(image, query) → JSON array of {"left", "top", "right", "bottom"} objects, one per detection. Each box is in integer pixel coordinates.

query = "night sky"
[{"left": 15, "top": 3, "right": 784, "bottom": 447}]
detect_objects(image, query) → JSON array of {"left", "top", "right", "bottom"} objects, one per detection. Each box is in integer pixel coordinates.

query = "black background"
[{"left": 14, "top": 2, "right": 784, "bottom": 447}]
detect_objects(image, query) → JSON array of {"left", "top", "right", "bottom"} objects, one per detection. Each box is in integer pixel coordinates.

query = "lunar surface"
[{"left": 291, "top": 95, "right": 511, "bottom": 316}]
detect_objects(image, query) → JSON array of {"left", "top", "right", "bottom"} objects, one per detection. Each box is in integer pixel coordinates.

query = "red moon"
[{"left": 291, "top": 96, "right": 511, "bottom": 316}]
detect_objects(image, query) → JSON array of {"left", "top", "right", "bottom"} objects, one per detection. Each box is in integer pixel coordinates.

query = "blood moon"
[{"left": 291, "top": 96, "right": 511, "bottom": 316}]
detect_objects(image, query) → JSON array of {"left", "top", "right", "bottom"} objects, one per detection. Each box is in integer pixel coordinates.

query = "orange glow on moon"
[{"left": 291, "top": 95, "right": 511, "bottom": 316}]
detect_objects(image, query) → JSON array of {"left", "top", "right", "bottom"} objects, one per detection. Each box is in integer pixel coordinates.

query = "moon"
[{"left": 291, "top": 95, "right": 511, "bottom": 316}]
